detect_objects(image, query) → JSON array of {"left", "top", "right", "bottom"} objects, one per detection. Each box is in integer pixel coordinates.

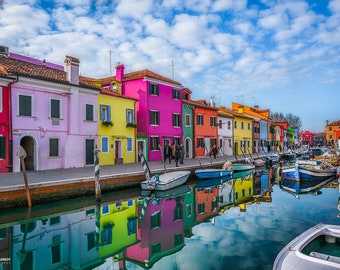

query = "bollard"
[
  {"left": 16, "top": 146, "right": 32, "bottom": 207},
  {"left": 94, "top": 149, "right": 101, "bottom": 201}
]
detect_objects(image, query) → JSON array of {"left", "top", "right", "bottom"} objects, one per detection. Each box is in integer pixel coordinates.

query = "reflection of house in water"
[
  {"left": 11, "top": 209, "right": 101, "bottom": 270},
  {"left": 99, "top": 199, "right": 138, "bottom": 263},
  {"left": 124, "top": 194, "right": 186, "bottom": 268},
  {"left": 0, "top": 227, "right": 11, "bottom": 270},
  {"left": 234, "top": 173, "right": 254, "bottom": 212},
  {"left": 195, "top": 184, "right": 219, "bottom": 223},
  {"left": 254, "top": 169, "right": 271, "bottom": 196},
  {"left": 219, "top": 180, "right": 234, "bottom": 213},
  {"left": 183, "top": 188, "right": 195, "bottom": 238}
]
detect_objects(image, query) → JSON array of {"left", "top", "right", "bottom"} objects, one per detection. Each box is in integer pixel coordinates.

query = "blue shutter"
[
  {"left": 107, "top": 106, "right": 111, "bottom": 121},
  {"left": 127, "top": 138, "right": 132, "bottom": 151},
  {"left": 102, "top": 137, "right": 108, "bottom": 152},
  {"left": 100, "top": 105, "right": 104, "bottom": 121}
]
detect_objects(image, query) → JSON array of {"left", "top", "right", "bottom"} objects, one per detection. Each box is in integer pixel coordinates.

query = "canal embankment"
[{"left": 0, "top": 156, "right": 237, "bottom": 209}]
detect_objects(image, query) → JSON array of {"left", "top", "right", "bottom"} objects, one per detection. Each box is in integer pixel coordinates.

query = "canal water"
[{"left": 0, "top": 167, "right": 339, "bottom": 270}]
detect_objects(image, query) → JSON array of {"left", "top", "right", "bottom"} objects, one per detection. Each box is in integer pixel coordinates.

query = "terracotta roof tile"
[{"left": 0, "top": 55, "right": 100, "bottom": 90}]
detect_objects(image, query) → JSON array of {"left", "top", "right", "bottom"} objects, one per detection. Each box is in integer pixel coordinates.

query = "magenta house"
[
  {"left": 102, "top": 64, "right": 183, "bottom": 161},
  {"left": 0, "top": 47, "right": 100, "bottom": 172}
]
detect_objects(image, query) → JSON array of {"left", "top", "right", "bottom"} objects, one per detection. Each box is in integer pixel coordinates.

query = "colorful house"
[
  {"left": 182, "top": 88, "right": 194, "bottom": 158},
  {"left": 190, "top": 98, "right": 218, "bottom": 157},
  {"left": 230, "top": 108, "right": 253, "bottom": 156},
  {"left": 97, "top": 87, "right": 137, "bottom": 165},
  {"left": 217, "top": 106, "right": 234, "bottom": 156},
  {"left": 0, "top": 48, "right": 100, "bottom": 172},
  {"left": 101, "top": 64, "right": 183, "bottom": 161},
  {"left": 0, "top": 48, "right": 16, "bottom": 172},
  {"left": 325, "top": 120, "right": 340, "bottom": 146},
  {"left": 233, "top": 173, "right": 254, "bottom": 212},
  {"left": 194, "top": 184, "right": 219, "bottom": 223}
]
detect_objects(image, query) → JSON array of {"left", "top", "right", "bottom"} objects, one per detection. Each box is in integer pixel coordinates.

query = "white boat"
[
  {"left": 140, "top": 170, "right": 191, "bottom": 191},
  {"left": 273, "top": 223, "right": 340, "bottom": 270}
]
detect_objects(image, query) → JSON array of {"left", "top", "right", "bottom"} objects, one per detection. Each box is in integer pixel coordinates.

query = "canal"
[{"left": 0, "top": 167, "right": 339, "bottom": 270}]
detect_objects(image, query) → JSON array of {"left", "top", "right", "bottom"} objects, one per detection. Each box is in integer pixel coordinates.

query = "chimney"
[
  {"left": 116, "top": 63, "right": 124, "bottom": 82},
  {"left": 64, "top": 56, "right": 80, "bottom": 85},
  {"left": 254, "top": 105, "right": 259, "bottom": 111},
  {"left": 0, "top": 45, "right": 9, "bottom": 57}
]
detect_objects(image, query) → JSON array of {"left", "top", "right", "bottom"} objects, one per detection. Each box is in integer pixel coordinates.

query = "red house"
[{"left": 0, "top": 68, "right": 16, "bottom": 172}]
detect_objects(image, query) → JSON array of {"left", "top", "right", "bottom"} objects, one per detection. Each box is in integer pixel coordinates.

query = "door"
[
  {"left": 115, "top": 140, "right": 122, "bottom": 159},
  {"left": 20, "top": 136, "right": 34, "bottom": 170},
  {"left": 85, "top": 139, "right": 95, "bottom": 165},
  {"left": 137, "top": 140, "right": 146, "bottom": 162}
]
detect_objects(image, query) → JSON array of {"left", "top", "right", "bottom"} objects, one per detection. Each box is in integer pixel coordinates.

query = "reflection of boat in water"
[
  {"left": 280, "top": 174, "right": 336, "bottom": 195},
  {"left": 141, "top": 184, "right": 191, "bottom": 198},
  {"left": 273, "top": 223, "right": 340, "bottom": 270},
  {"left": 194, "top": 168, "right": 232, "bottom": 180},
  {"left": 233, "top": 169, "right": 254, "bottom": 180},
  {"left": 195, "top": 175, "right": 232, "bottom": 189},
  {"left": 232, "top": 161, "right": 255, "bottom": 173}
]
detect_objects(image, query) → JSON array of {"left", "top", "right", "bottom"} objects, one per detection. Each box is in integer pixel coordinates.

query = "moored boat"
[
  {"left": 232, "top": 158, "right": 255, "bottom": 173},
  {"left": 140, "top": 170, "right": 191, "bottom": 191},
  {"left": 273, "top": 223, "right": 340, "bottom": 270},
  {"left": 195, "top": 168, "right": 232, "bottom": 179}
]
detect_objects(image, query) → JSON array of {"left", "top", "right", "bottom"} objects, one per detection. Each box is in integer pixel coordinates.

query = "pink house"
[
  {"left": 101, "top": 64, "right": 183, "bottom": 161},
  {"left": 0, "top": 47, "right": 100, "bottom": 172}
]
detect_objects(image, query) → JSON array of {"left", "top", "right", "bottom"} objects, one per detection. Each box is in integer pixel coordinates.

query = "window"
[
  {"left": 18, "top": 94, "right": 33, "bottom": 116},
  {"left": 150, "top": 137, "right": 160, "bottom": 150},
  {"left": 126, "top": 108, "right": 135, "bottom": 124},
  {"left": 241, "top": 122, "right": 244, "bottom": 129},
  {"left": 174, "top": 203, "right": 183, "bottom": 221},
  {"left": 172, "top": 89, "right": 180, "bottom": 100},
  {"left": 197, "top": 138, "right": 204, "bottom": 148},
  {"left": 186, "top": 204, "right": 192, "bottom": 217},
  {"left": 151, "top": 243, "right": 161, "bottom": 254},
  {"left": 150, "top": 110, "right": 160, "bottom": 125},
  {"left": 151, "top": 211, "right": 161, "bottom": 228},
  {"left": 87, "top": 232, "right": 96, "bottom": 251},
  {"left": 219, "top": 120, "right": 222, "bottom": 128},
  {"left": 198, "top": 203, "right": 205, "bottom": 215},
  {"left": 248, "top": 123, "right": 251, "bottom": 130},
  {"left": 234, "top": 120, "right": 237, "bottom": 129},
  {"left": 127, "top": 218, "right": 137, "bottom": 235},
  {"left": 50, "top": 99, "right": 61, "bottom": 119},
  {"left": 49, "top": 138, "right": 59, "bottom": 157},
  {"left": 197, "top": 114, "right": 203, "bottom": 125},
  {"left": 101, "top": 226, "right": 113, "bottom": 246},
  {"left": 102, "top": 137, "right": 109, "bottom": 153},
  {"left": 102, "top": 205, "right": 109, "bottom": 214},
  {"left": 127, "top": 137, "right": 133, "bottom": 152},
  {"left": 185, "top": 114, "right": 191, "bottom": 126},
  {"left": 172, "top": 113, "right": 180, "bottom": 127},
  {"left": 228, "top": 121, "right": 231, "bottom": 129},
  {"left": 51, "top": 235, "right": 61, "bottom": 264},
  {"left": 86, "top": 104, "right": 94, "bottom": 121},
  {"left": 149, "top": 84, "right": 159, "bottom": 95},
  {"left": 211, "top": 197, "right": 217, "bottom": 211},
  {"left": 100, "top": 104, "right": 111, "bottom": 122},
  {"left": 183, "top": 92, "right": 188, "bottom": 100},
  {"left": 173, "top": 137, "right": 180, "bottom": 146},
  {"left": 210, "top": 116, "right": 216, "bottom": 127},
  {"left": 174, "top": 234, "right": 183, "bottom": 246},
  {"left": 49, "top": 216, "right": 60, "bottom": 225},
  {"left": 0, "top": 136, "right": 5, "bottom": 159}
]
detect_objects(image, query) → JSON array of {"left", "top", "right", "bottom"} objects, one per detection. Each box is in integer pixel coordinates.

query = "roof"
[
  {"left": 0, "top": 55, "right": 100, "bottom": 90},
  {"left": 99, "top": 69, "right": 182, "bottom": 86},
  {"left": 327, "top": 120, "right": 340, "bottom": 126},
  {"left": 184, "top": 99, "right": 219, "bottom": 111},
  {"left": 100, "top": 88, "right": 138, "bottom": 101}
]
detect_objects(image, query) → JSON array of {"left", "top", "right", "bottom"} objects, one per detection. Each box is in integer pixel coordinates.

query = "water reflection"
[{"left": 0, "top": 167, "right": 338, "bottom": 270}]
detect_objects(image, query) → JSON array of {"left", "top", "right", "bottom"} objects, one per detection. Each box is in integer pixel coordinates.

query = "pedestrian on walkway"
[
  {"left": 175, "top": 145, "right": 181, "bottom": 167},
  {"left": 163, "top": 143, "right": 172, "bottom": 164},
  {"left": 171, "top": 143, "right": 176, "bottom": 161},
  {"left": 179, "top": 144, "right": 184, "bottom": 164},
  {"left": 211, "top": 145, "right": 218, "bottom": 159}
]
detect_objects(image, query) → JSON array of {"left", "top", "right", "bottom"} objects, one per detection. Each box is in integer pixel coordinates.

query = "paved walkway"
[{"left": 0, "top": 155, "right": 240, "bottom": 192}]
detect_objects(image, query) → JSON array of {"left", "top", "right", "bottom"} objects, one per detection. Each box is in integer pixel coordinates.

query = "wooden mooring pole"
[
  {"left": 94, "top": 148, "right": 101, "bottom": 201},
  {"left": 16, "top": 146, "right": 32, "bottom": 207}
]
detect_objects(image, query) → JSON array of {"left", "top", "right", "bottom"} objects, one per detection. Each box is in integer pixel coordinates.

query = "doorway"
[
  {"left": 85, "top": 139, "right": 95, "bottom": 165},
  {"left": 20, "top": 136, "right": 35, "bottom": 170}
]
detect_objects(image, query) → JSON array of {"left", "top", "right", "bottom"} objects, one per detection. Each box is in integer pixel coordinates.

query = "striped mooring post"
[
  {"left": 94, "top": 148, "right": 101, "bottom": 201},
  {"left": 139, "top": 151, "right": 151, "bottom": 181}
]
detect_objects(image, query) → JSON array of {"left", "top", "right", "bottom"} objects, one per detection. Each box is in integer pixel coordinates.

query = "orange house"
[
  {"left": 190, "top": 99, "right": 218, "bottom": 157},
  {"left": 194, "top": 186, "right": 219, "bottom": 223},
  {"left": 325, "top": 120, "right": 340, "bottom": 146}
]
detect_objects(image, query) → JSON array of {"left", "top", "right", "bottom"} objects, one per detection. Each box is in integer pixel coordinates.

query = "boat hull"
[
  {"left": 195, "top": 168, "right": 232, "bottom": 179},
  {"left": 298, "top": 165, "right": 336, "bottom": 181},
  {"left": 273, "top": 224, "right": 340, "bottom": 270},
  {"left": 232, "top": 164, "right": 255, "bottom": 173},
  {"left": 140, "top": 171, "right": 191, "bottom": 191}
]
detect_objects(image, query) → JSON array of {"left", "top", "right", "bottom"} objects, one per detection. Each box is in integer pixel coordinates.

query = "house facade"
[
  {"left": 0, "top": 49, "right": 100, "bottom": 172},
  {"left": 97, "top": 88, "right": 137, "bottom": 165},
  {"left": 103, "top": 64, "right": 183, "bottom": 161},
  {"left": 217, "top": 107, "right": 234, "bottom": 156},
  {"left": 182, "top": 88, "right": 194, "bottom": 158}
]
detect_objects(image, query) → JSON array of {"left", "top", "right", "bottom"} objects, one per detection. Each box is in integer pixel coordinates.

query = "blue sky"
[{"left": 1, "top": 0, "right": 339, "bottom": 132}]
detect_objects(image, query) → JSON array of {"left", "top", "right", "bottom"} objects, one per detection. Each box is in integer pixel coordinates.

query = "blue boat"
[{"left": 194, "top": 168, "right": 233, "bottom": 180}]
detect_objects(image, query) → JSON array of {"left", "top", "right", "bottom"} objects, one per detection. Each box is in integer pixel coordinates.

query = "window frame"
[
  {"left": 172, "top": 89, "right": 180, "bottom": 100},
  {"left": 18, "top": 94, "right": 33, "bottom": 117},
  {"left": 85, "top": 103, "right": 94, "bottom": 121},
  {"left": 150, "top": 110, "right": 160, "bottom": 126},
  {"left": 196, "top": 114, "right": 203, "bottom": 126},
  {"left": 172, "top": 113, "right": 181, "bottom": 127},
  {"left": 149, "top": 84, "right": 159, "bottom": 96},
  {"left": 49, "top": 138, "right": 59, "bottom": 157},
  {"left": 50, "top": 98, "right": 61, "bottom": 119},
  {"left": 101, "top": 137, "right": 109, "bottom": 153}
]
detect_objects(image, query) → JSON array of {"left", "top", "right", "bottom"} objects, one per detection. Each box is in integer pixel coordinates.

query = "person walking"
[
  {"left": 211, "top": 145, "right": 218, "bottom": 159},
  {"left": 179, "top": 144, "right": 184, "bottom": 164},
  {"left": 163, "top": 143, "right": 172, "bottom": 164},
  {"left": 175, "top": 145, "right": 181, "bottom": 167},
  {"left": 171, "top": 143, "right": 176, "bottom": 161}
]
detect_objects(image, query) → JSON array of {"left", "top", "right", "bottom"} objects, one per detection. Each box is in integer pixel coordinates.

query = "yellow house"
[
  {"left": 98, "top": 88, "right": 137, "bottom": 165},
  {"left": 230, "top": 107, "right": 253, "bottom": 155},
  {"left": 233, "top": 174, "right": 254, "bottom": 212}
]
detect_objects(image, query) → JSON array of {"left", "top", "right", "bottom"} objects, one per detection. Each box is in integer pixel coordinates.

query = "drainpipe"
[{"left": 2, "top": 75, "right": 18, "bottom": 172}]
